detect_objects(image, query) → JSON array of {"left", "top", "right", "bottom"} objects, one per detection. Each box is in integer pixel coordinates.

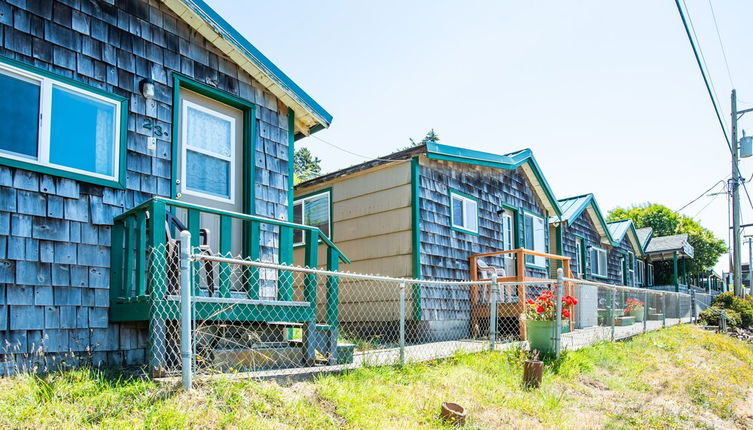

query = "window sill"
[
  {"left": 0, "top": 156, "right": 124, "bottom": 189},
  {"left": 591, "top": 274, "right": 609, "bottom": 280},
  {"left": 450, "top": 225, "right": 480, "bottom": 236}
]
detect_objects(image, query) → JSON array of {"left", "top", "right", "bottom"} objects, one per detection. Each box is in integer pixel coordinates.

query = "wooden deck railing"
[
  {"left": 469, "top": 248, "right": 573, "bottom": 340},
  {"left": 110, "top": 197, "right": 350, "bottom": 307}
]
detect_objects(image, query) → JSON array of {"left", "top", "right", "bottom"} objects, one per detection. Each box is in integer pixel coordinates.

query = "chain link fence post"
[
  {"left": 489, "top": 272, "right": 498, "bottom": 351},
  {"left": 690, "top": 289, "right": 696, "bottom": 324},
  {"left": 179, "top": 230, "right": 192, "bottom": 391},
  {"left": 642, "top": 291, "right": 647, "bottom": 333},
  {"left": 555, "top": 268, "right": 563, "bottom": 359},
  {"left": 610, "top": 289, "right": 616, "bottom": 341},
  {"left": 399, "top": 281, "right": 406, "bottom": 366},
  {"left": 662, "top": 292, "right": 666, "bottom": 328}
]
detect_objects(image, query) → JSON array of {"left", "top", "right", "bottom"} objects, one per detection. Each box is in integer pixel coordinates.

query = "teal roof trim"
[
  {"left": 607, "top": 219, "right": 644, "bottom": 256},
  {"left": 424, "top": 143, "right": 561, "bottom": 217},
  {"left": 183, "top": 0, "right": 333, "bottom": 129},
  {"left": 550, "top": 193, "right": 613, "bottom": 245}
]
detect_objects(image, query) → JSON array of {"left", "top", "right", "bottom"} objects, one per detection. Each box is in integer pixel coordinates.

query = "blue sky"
[{"left": 208, "top": 0, "right": 753, "bottom": 275}]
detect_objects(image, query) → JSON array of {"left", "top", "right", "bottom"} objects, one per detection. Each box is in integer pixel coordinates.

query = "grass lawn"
[{"left": 0, "top": 325, "right": 752, "bottom": 429}]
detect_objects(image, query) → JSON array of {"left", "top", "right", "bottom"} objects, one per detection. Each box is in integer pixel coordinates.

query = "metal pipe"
[
  {"left": 399, "top": 282, "right": 406, "bottom": 366},
  {"left": 610, "top": 289, "right": 616, "bottom": 341},
  {"left": 179, "top": 230, "right": 192, "bottom": 390},
  {"left": 555, "top": 268, "right": 563, "bottom": 358},
  {"left": 490, "top": 272, "right": 498, "bottom": 351}
]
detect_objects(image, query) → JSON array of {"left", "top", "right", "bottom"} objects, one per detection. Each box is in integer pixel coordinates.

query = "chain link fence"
[{"left": 146, "top": 234, "right": 706, "bottom": 388}]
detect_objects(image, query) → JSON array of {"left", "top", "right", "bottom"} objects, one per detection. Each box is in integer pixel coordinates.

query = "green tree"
[
  {"left": 294, "top": 147, "right": 321, "bottom": 184},
  {"left": 409, "top": 129, "right": 440, "bottom": 146},
  {"left": 607, "top": 203, "right": 726, "bottom": 279}
]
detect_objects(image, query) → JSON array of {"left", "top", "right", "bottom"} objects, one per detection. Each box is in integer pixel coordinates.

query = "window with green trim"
[
  {"left": 450, "top": 191, "right": 478, "bottom": 233},
  {"left": 523, "top": 212, "right": 546, "bottom": 266},
  {"left": 637, "top": 260, "right": 645, "bottom": 285},
  {"left": 293, "top": 191, "right": 331, "bottom": 245},
  {"left": 0, "top": 61, "right": 123, "bottom": 183},
  {"left": 589, "top": 246, "right": 607, "bottom": 277}
]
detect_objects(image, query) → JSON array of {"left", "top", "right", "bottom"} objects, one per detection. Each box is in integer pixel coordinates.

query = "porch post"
[
  {"left": 681, "top": 257, "right": 687, "bottom": 287},
  {"left": 673, "top": 251, "right": 679, "bottom": 292}
]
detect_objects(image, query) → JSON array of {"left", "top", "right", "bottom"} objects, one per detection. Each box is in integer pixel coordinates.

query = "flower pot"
[
  {"left": 628, "top": 308, "right": 644, "bottom": 322},
  {"left": 526, "top": 320, "right": 557, "bottom": 355}
]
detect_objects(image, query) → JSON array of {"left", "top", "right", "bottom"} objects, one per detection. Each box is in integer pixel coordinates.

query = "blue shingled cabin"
[
  {"left": 0, "top": 0, "right": 346, "bottom": 374},
  {"left": 294, "top": 143, "right": 566, "bottom": 341}
]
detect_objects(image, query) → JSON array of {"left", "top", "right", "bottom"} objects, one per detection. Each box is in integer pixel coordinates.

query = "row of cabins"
[
  {"left": 294, "top": 143, "right": 724, "bottom": 338},
  {"left": 0, "top": 0, "right": 725, "bottom": 372}
]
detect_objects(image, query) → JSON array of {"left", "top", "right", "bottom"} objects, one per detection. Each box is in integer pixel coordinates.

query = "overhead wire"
[
  {"left": 307, "top": 134, "right": 412, "bottom": 164},
  {"left": 707, "top": 0, "right": 734, "bottom": 87},
  {"left": 692, "top": 181, "right": 726, "bottom": 219},
  {"left": 674, "top": 0, "right": 753, "bottom": 211},
  {"left": 675, "top": 176, "right": 729, "bottom": 213}
]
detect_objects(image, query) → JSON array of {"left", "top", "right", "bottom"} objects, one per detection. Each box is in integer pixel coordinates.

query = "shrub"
[
  {"left": 710, "top": 292, "right": 753, "bottom": 328},
  {"left": 699, "top": 307, "right": 742, "bottom": 328}
]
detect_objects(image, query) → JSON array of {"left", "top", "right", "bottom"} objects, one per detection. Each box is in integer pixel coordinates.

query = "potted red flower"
[
  {"left": 524, "top": 290, "right": 577, "bottom": 354},
  {"left": 624, "top": 299, "right": 644, "bottom": 322}
]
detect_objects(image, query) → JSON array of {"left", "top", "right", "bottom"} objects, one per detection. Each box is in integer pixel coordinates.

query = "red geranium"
[
  {"left": 525, "top": 289, "right": 578, "bottom": 321},
  {"left": 536, "top": 305, "right": 545, "bottom": 313}
]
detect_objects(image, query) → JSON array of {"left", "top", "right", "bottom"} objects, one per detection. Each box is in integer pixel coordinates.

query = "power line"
[
  {"left": 674, "top": 0, "right": 753, "bottom": 211},
  {"left": 692, "top": 181, "right": 726, "bottom": 219},
  {"left": 675, "top": 176, "right": 729, "bottom": 213},
  {"left": 307, "top": 134, "right": 412, "bottom": 164},
  {"left": 707, "top": 0, "right": 734, "bottom": 87}
]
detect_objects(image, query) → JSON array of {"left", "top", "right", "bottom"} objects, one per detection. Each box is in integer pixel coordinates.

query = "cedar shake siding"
[
  {"left": 560, "top": 211, "right": 602, "bottom": 280},
  {"left": 0, "top": 0, "right": 294, "bottom": 370},
  {"left": 417, "top": 157, "right": 549, "bottom": 302}
]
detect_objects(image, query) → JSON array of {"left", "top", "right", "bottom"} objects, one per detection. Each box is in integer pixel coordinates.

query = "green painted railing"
[{"left": 110, "top": 197, "right": 349, "bottom": 320}]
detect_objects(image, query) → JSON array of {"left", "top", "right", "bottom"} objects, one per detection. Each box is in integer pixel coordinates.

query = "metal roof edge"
[{"left": 180, "top": 0, "right": 333, "bottom": 129}]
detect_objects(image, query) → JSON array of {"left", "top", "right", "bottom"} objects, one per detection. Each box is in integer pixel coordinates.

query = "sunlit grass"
[{"left": 0, "top": 325, "right": 750, "bottom": 429}]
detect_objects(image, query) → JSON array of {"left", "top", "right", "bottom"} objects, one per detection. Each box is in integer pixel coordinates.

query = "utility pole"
[{"left": 732, "top": 89, "right": 743, "bottom": 297}]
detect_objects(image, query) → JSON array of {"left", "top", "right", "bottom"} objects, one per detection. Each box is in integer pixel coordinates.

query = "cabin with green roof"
[{"left": 294, "top": 143, "right": 562, "bottom": 341}]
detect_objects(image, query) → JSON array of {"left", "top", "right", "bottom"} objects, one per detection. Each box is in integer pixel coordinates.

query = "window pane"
[
  {"left": 304, "top": 194, "right": 330, "bottom": 237},
  {"left": 50, "top": 85, "right": 116, "bottom": 176},
  {"left": 451, "top": 196, "right": 463, "bottom": 227},
  {"left": 185, "top": 105, "right": 232, "bottom": 157},
  {"left": 293, "top": 202, "right": 303, "bottom": 244},
  {"left": 0, "top": 72, "right": 40, "bottom": 158},
  {"left": 464, "top": 199, "right": 478, "bottom": 232},
  {"left": 599, "top": 251, "right": 607, "bottom": 276},
  {"left": 185, "top": 150, "right": 230, "bottom": 198}
]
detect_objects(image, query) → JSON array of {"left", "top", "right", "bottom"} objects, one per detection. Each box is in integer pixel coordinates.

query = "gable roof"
[
  {"left": 607, "top": 219, "right": 644, "bottom": 256},
  {"left": 551, "top": 193, "right": 611, "bottom": 244},
  {"left": 297, "top": 142, "right": 562, "bottom": 217},
  {"left": 645, "top": 233, "right": 695, "bottom": 258},
  {"left": 162, "top": 0, "right": 332, "bottom": 136},
  {"left": 636, "top": 227, "right": 653, "bottom": 250}
]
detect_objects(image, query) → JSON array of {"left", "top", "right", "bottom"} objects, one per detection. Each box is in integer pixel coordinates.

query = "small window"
[
  {"left": 293, "top": 191, "right": 331, "bottom": 246},
  {"left": 501, "top": 210, "right": 514, "bottom": 258},
  {"left": 181, "top": 100, "right": 236, "bottom": 202},
  {"left": 450, "top": 191, "right": 478, "bottom": 233},
  {"left": 575, "top": 239, "right": 585, "bottom": 277},
  {"left": 523, "top": 212, "right": 546, "bottom": 267},
  {"left": 648, "top": 264, "right": 654, "bottom": 286},
  {"left": 637, "top": 260, "right": 645, "bottom": 285},
  {"left": 589, "top": 246, "right": 607, "bottom": 278},
  {"left": 0, "top": 60, "right": 123, "bottom": 183},
  {"left": 617, "top": 256, "right": 625, "bottom": 284}
]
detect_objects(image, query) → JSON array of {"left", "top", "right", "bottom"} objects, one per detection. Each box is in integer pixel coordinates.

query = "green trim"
[
  {"left": 521, "top": 209, "right": 547, "bottom": 269},
  {"left": 410, "top": 157, "right": 422, "bottom": 320},
  {"left": 0, "top": 54, "right": 128, "bottom": 189},
  {"left": 292, "top": 187, "right": 333, "bottom": 248},
  {"left": 448, "top": 188, "right": 480, "bottom": 235},
  {"left": 554, "top": 223, "right": 563, "bottom": 269}
]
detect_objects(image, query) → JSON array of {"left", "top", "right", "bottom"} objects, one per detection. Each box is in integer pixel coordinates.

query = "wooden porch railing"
[
  {"left": 109, "top": 197, "right": 349, "bottom": 322},
  {"left": 469, "top": 248, "right": 573, "bottom": 340}
]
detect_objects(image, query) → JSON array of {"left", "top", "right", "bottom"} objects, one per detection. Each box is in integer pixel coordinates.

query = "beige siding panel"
[
  {"left": 330, "top": 162, "right": 411, "bottom": 202},
  {"left": 333, "top": 184, "right": 411, "bottom": 222},
  {"left": 337, "top": 206, "right": 412, "bottom": 242},
  {"left": 336, "top": 230, "right": 412, "bottom": 262},
  {"left": 343, "top": 254, "right": 413, "bottom": 278}
]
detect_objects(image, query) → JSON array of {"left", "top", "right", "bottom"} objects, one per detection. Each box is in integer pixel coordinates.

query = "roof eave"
[{"left": 164, "top": 0, "right": 332, "bottom": 135}]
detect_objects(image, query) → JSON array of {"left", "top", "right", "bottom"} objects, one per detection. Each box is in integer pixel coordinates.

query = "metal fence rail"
[{"left": 148, "top": 235, "right": 706, "bottom": 389}]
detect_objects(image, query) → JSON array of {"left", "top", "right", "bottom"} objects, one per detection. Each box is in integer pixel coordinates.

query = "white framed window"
[
  {"left": 628, "top": 252, "right": 635, "bottom": 286},
  {"left": 450, "top": 191, "right": 478, "bottom": 233},
  {"left": 637, "top": 260, "right": 645, "bottom": 285},
  {"left": 648, "top": 264, "right": 654, "bottom": 286},
  {"left": 501, "top": 210, "right": 514, "bottom": 259},
  {"left": 523, "top": 212, "right": 546, "bottom": 267},
  {"left": 617, "top": 256, "right": 625, "bottom": 284},
  {"left": 293, "top": 191, "right": 331, "bottom": 246},
  {"left": 180, "top": 99, "right": 236, "bottom": 203},
  {"left": 575, "top": 238, "right": 585, "bottom": 277},
  {"left": 589, "top": 246, "right": 608, "bottom": 278},
  {"left": 0, "top": 61, "right": 123, "bottom": 183}
]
